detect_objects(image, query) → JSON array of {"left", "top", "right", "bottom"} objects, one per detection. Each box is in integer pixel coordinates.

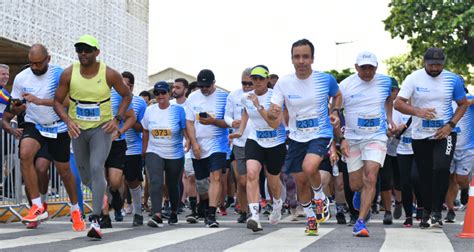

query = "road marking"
[
  {"left": 381, "top": 228, "right": 454, "bottom": 252},
  {"left": 225, "top": 227, "right": 334, "bottom": 252},
  {"left": 71, "top": 227, "right": 227, "bottom": 252},
  {"left": 0, "top": 228, "right": 130, "bottom": 249},
  {"left": 0, "top": 228, "right": 31, "bottom": 234}
]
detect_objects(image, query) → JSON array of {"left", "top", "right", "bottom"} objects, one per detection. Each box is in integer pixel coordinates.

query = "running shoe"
[
  {"left": 444, "top": 209, "right": 455, "bottom": 223},
  {"left": 393, "top": 201, "right": 402, "bottom": 219},
  {"left": 237, "top": 212, "right": 248, "bottom": 223},
  {"left": 71, "top": 209, "right": 86, "bottom": 231},
  {"left": 347, "top": 214, "right": 357, "bottom": 226},
  {"left": 415, "top": 207, "right": 423, "bottom": 221},
  {"left": 431, "top": 212, "right": 443, "bottom": 228},
  {"left": 87, "top": 216, "right": 102, "bottom": 239},
  {"left": 352, "top": 219, "right": 369, "bottom": 237},
  {"left": 269, "top": 207, "right": 282, "bottom": 225},
  {"left": 148, "top": 214, "right": 164, "bottom": 228},
  {"left": 289, "top": 208, "right": 299, "bottom": 221},
  {"left": 132, "top": 214, "right": 143, "bottom": 226},
  {"left": 206, "top": 215, "right": 219, "bottom": 228},
  {"left": 168, "top": 212, "right": 178, "bottom": 225},
  {"left": 22, "top": 204, "right": 48, "bottom": 223},
  {"left": 352, "top": 192, "right": 361, "bottom": 211},
  {"left": 246, "top": 218, "right": 263, "bottom": 232},
  {"left": 419, "top": 210, "right": 431, "bottom": 229},
  {"left": 186, "top": 213, "right": 199, "bottom": 224},
  {"left": 336, "top": 211, "right": 346, "bottom": 224},
  {"left": 124, "top": 204, "right": 133, "bottom": 215},
  {"left": 219, "top": 206, "right": 228, "bottom": 216},
  {"left": 313, "top": 198, "right": 330, "bottom": 223},
  {"left": 305, "top": 216, "right": 318, "bottom": 236},
  {"left": 262, "top": 204, "right": 273, "bottom": 216},
  {"left": 383, "top": 212, "right": 393, "bottom": 225},
  {"left": 114, "top": 210, "right": 124, "bottom": 222},
  {"left": 403, "top": 217, "right": 413, "bottom": 227},
  {"left": 371, "top": 202, "right": 379, "bottom": 214},
  {"left": 99, "top": 215, "right": 112, "bottom": 228}
]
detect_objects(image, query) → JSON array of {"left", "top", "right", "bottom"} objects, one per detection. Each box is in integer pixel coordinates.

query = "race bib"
[
  {"left": 296, "top": 114, "right": 319, "bottom": 133},
  {"left": 35, "top": 122, "right": 58, "bottom": 139},
  {"left": 401, "top": 136, "right": 412, "bottom": 145},
  {"left": 256, "top": 127, "right": 277, "bottom": 142},
  {"left": 151, "top": 128, "right": 172, "bottom": 139},
  {"left": 357, "top": 114, "right": 380, "bottom": 132},
  {"left": 76, "top": 103, "right": 100, "bottom": 121},
  {"left": 421, "top": 119, "right": 443, "bottom": 132}
]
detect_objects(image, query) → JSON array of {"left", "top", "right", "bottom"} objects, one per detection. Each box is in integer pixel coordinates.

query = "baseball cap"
[
  {"left": 74, "top": 34, "right": 100, "bottom": 49},
  {"left": 197, "top": 69, "right": 215, "bottom": 87},
  {"left": 250, "top": 66, "right": 269, "bottom": 78},
  {"left": 356, "top": 51, "right": 378, "bottom": 67},
  {"left": 424, "top": 48, "right": 445, "bottom": 64},
  {"left": 153, "top": 81, "right": 169, "bottom": 92}
]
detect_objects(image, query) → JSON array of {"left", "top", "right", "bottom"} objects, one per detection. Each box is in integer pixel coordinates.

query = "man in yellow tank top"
[{"left": 53, "top": 34, "right": 131, "bottom": 239}]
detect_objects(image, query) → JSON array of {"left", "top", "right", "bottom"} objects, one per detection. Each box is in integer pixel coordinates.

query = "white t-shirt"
[
  {"left": 142, "top": 103, "right": 186, "bottom": 159},
  {"left": 241, "top": 89, "right": 286, "bottom": 148},
  {"left": 12, "top": 65, "right": 67, "bottom": 135},
  {"left": 224, "top": 88, "right": 250, "bottom": 147},
  {"left": 339, "top": 73, "right": 391, "bottom": 141},
  {"left": 393, "top": 109, "right": 413, "bottom": 155},
  {"left": 398, "top": 69, "right": 465, "bottom": 139},
  {"left": 271, "top": 71, "right": 339, "bottom": 143},
  {"left": 171, "top": 99, "right": 191, "bottom": 159},
  {"left": 452, "top": 95, "right": 474, "bottom": 150},
  {"left": 185, "top": 88, "right": 228, "bottom": 159}
]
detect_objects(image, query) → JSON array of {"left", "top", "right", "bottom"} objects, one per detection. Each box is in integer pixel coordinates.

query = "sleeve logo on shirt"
[
  {"left": 415, "top": 87, "right": 430, "bottom": 93},
  {"left": 287, "top": 94, "right": 302, "bottom": 99}
]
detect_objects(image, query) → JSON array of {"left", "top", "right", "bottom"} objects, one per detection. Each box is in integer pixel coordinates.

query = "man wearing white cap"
[{"left": 338, "top": 51, "right": 395, "bottom": 237}]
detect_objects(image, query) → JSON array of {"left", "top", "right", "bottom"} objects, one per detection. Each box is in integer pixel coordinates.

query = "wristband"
[{"left": 447, "top": 120, "right": 456, "bottom": 128}]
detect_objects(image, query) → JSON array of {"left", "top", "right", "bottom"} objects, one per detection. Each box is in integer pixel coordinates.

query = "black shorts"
[
  {"left": 21, "top": 122, "right": 70, "bottom": 162},
  {"left": 192, "top": 152, "right": 226, "bottom": 180},
  {"left": 245, "top": 139, "right": 287, "bottom": 175},
  {"left": 105, "top": 140, "right": 127, "bottom": 169},
  {"left": 319, "top": 154, "right": 333, "bottom": 174},
  {"left": 124, "top": 154, "right": 144, "bottom": 182}
]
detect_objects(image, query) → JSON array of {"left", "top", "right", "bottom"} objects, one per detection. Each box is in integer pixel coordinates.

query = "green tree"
[
  {"left": 383, "top": 0, "right": 474, "bottom": 82},
  {"left": 325, "top": 68, "right": 354, "bottom": 83},
  {"left": 384, "top": 53, "right": 422, "bottom": 84}
]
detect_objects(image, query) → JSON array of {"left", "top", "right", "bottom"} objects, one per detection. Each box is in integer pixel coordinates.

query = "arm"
[
  {"left": 385, "top": 93, "right": 396, "bottom": 136},
  {"left": 186, "top": 120, "right": 201, "bottom": 159},
  {"left": 22, "top": 94, "right": 53, "bottom": 106},
  {"left": 229, "top": 109, "right": 249, "bottom": 139},
  {"left": 2, "top": 110, "right": 23, "bottom": 139},
  {"left": 102, "top": 68, "right": 132, "bottom": 134},
  {"left": 329, "top": 90, "right": 342, "bottom": 127},
  {"left": 142, "top": 129, "right": 149, "bottom": 158},
  {"left": 394, "top": 96, "right": 436, "bottom": 119},
  {"left": 53, "top": 66, "right": 81, "bottom": 138},
  {"left": 113, "top": 108, "right": 136, "bottom": 141}
]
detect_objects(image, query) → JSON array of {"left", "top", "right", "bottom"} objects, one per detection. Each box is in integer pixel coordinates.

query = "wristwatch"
[
  {"left": 114, "top": 115, "right": 123, "bottom": 122},
  {"left": 447, "top": 120, "right": 456, "bottom": 128}
]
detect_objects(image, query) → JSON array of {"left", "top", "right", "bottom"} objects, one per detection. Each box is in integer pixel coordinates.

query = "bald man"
[{"left": 9, "top": 44, "right": 85, "bottom": 231}]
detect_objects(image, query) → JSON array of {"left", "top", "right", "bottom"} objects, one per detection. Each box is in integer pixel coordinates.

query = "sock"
[
  {"left": 273, "top": 197, "right": 283, "bottom": 210},
  {"left": 189, "top": 197, "right": 197, "bottom": 214},
  {"left": 208, "top": 206, "right": 217, "bottom": 216},
  {"left": 130, "top": 186, "right": 142, "bottom": 216},
  {"left": 71, "top": 203, "right": 80, "bottom": 212},
  {"left": 249, "top": 203, "right": 259, "bottom": 221},
  {"left": 301, "top": 201, "right": 315, "bottom": 218},
  {"left": 110, "top": 189, "right": 123, "bottom": 213},
  {"left": 32, "top": 197, "right": 42, "bottom": 208},
  {"left": 40, "top": 193, "right": 47, "bottom": 203},
  {"left": 312, "top": 185, "right": 326, "bottom": 200}
]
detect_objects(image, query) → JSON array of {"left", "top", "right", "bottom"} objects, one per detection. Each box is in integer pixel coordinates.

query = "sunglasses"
[
  {"left": 241, "top": 81, "right": 253, "bottom": 86},
  {"left": 154, "top": 90, "right": 168, "bottom": 96},
  {"left": 75, "top": 44, "right": 96, "bottom": 54},
  {"left": 250, "top": 76, "right": 265, "bottom": 81}
]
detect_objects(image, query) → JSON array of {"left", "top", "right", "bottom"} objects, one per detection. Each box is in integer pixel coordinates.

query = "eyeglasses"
[
  {"left": 241, "top": 81, "right": 253, "bottom": 86},
  {"left": 75, "top": 44, "right": 96, "bottom": 54},
  {"left": 154, "top": 90, "right": 168, "bottom": 96},
  {"left": 251, "top": 76, "right": 265, "bottom": 81}
]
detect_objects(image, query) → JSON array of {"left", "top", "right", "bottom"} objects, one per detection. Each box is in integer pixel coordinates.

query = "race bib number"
[
  {"left": 357, "top": 115, "right": 380, "bottom": 132},
  {"left": 401, "top": 136, "right": 412, "bottom": 145},
  {"left": 151, "top": 128, "right": 172, "bottom": 139},
  {"left": 35, "top": 123, "right": 58, "bottom": 139},
  {"left": 296, "top": 114, "right": 319, "bottom": 133},
  {"left": 76, "top": 103, "right": 100, "bottom": 121},
  {"left": 421, "top": 119, "right": 443, "bottom": 132},
  {"left": 256, "top": 127, "right": 277, "bottom": 142}
]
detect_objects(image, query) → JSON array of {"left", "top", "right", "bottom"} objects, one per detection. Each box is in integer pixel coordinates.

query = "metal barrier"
[{"left": 0, "top": 122, "right": 92, "bottom": 223}]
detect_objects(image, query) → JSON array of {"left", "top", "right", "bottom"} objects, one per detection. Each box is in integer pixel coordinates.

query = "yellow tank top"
[{"left": 69, "top": 61, "right": 112, "bottom": 129}]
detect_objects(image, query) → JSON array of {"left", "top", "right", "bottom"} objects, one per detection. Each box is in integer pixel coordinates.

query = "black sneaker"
[
  {"left": 147, "top": 215, "right": 164, "bottom": 228},
  {"left": 99, "top": 215, "right": 112, "bottom": 229},
  {"left": 206, "top": 215, "right": 219, "bottom": 228},
  {"left": 444, "top": 210, "right": 455, "bottom": 223},
  {"left": 383, "top": 212, "right": 393, "bottom": 225},
  {"left": 168, "top": 212, "right": 178, "bottom": 225},
  {"left": 186, "top": 213, "right": 199, "bottom": 224},
  {"left": 336, "top": 211, "right": 346, "bottom": 224},
  {"left": 403, "top": 217, "right": 413, "bottom": 227},
  {"left": 237, "top": 212, "right": 248, "bottom": 223},
  {"left": 431, "top": 212, "right": 443, "bottom": 228},
  {"left": 415, "top": 207, "right": 423, "bottom": 221},
  {"left": 161, "top": 210, "right": 171, "bottom": 219},
  {"left": 347, "top": 214, "right": 357, "bottom": 226},
  {"left": 419, "top": 210, "right": 431, "bottom": 229},
  {"left": 132, "top": 214, "right": 143, "bottom": 226},
  {"left": 371, "top": 202, "right": 379, "bottom": 214},
  {"left": 393, "top": 201, "right": 402, "bottom": 220}
]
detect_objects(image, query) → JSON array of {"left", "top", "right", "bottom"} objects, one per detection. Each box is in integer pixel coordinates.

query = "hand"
[
  {"left": 11, "top": 128, "right": 23, "bottom": 139},
  {"left": 191, "top": 142, "right": 201, "bottom": 160},
  {"left": 247, "top": 93, "right": 260, "bottom": 108},
  {"left": 268, "top": 104, "right": 281, "bottom": 120},
  {"left": 66, "top": 119, "right": 81, "bottom": 139},
  {"left": 416, "top": 107, "right": 436, "bottom": 119},
  {"left": 329, "top": 113, "right": 340, "bottom": 128},
  {"left": 340, "top": 139, "right": 350, "bottom": 157},
  {"left": 184, "top": 140, "right": 190, "bottom": 152},
  {"left": 199, "top": 116, "right": 215, "bottom": 125},
  {"left": 434, "top": 124, "right": 452, "bottom": 139},
  {"left": 231, "top": 119, "right": 241, "bottom": 129},
  {"left": 22, "top": 93, "right": 40, "bottom": 105},
  {"left": 387, "top": 120, "right": 397, "bottom": 137},
  {"left": 102, "top": 119, "right": 119, "bottom": 134},
  {"left": 228, "top": 132, "right": 242, "bottom": 140},
  {"left": 329, "top": 152, "right": 339, "bottom": 166},
  {"left": 111, "top": 130, "right": 121, "bottom": 141}
]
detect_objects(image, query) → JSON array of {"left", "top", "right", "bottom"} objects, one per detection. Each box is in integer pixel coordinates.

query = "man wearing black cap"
[
  {"left": 185, "top": 69, "right": 228, "bottom": 227},
  {"left": 394, "top": 47, "right": 468, "bottom": 229}
]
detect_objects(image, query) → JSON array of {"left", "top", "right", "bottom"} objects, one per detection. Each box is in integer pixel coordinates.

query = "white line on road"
[
  {"left": 71, "top": 227, "right": 227, "bottom": 252},
  {"left": 381, "top": 228, "right": 454, "bottom": 252},
  {"left": 0, "top": 228, "right": 31, "bottom": 234},
  {"left": 224, "top": 227, "right": 334, "bottom": 252}
]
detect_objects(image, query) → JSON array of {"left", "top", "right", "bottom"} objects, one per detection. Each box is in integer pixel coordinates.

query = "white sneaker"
[
  {"left": 124, "top": 205, "right": 133, "bottom": 215},
  {"left": 296, "top": 205, "right": 305, "bottom": 217},
  {"left": 269, "top": 207, "right": 282, "bottom": 225},
  {"left": 290, "top": 208, "right": 299, "bottom": 221}
]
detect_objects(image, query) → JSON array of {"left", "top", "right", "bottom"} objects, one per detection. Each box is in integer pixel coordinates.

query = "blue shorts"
[
  {"left": 192, "top": 152, "right": 226, "bottom": 180},
  {"left": 284, "top": 138, "right": 331, "bottom": 174}
]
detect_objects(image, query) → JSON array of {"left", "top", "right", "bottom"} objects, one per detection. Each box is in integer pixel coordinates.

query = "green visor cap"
[
  {"left": 250, "top": 66, "right": 269, "bottom": 78},
  {"left": 75, "top": 34, "right": 100, "bottom": 49}
]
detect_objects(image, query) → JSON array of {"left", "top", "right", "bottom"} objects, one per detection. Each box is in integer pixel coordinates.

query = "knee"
[
  {"left": 238, "top": 176, "right": 247, "bottom": 188},
  {"left": 457, "top": 176, "right": 469, "bottom": 189},
  {"left": 209, "top": 172, "right": 221, "bottom": 184},
  {"left": 363, "top": 172, "right": 378, "bottom": 187},
  {"left": 196, "top": 179, "right": 209, "bottom": 194}
]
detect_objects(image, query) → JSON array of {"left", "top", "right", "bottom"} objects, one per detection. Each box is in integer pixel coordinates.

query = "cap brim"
[
  {"left": 425, "top": 59, "right": 445, "bottom": 65},
  {"left": 197, "top": 82, "right": 212, "bottom": 87},
  {"left": 74, "top": 42, "right": 97, "bottom": 49},
  {"left": 153, "top": 88, "right": 168, "bottom": 92},
  {"left": 250, "top": 74, "right": 268, "bottom": 78},
  {"left": 357, "top": 60, "right": 378, "bottom": 67}
]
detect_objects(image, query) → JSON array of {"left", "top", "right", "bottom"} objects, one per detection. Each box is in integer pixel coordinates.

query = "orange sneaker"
[
  {"left": 71, "top": 210, "right": 86, "bottom": 231},
  {"left": 22, "top": 204, "right": 48, "bottom": 223}
]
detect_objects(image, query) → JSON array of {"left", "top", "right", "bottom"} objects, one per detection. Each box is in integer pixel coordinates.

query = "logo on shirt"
[
  {"left": 350, "top": 93, "right": 364, "bottom": 99},
  {"left": 97, "top": 79, "right": 102, "bottom": 84},
  {"left": 415, "top": 87, "right": 430, "bottom": 93},
  {"left": 287, "top": 94, "right": 302, "bottom": 99}
]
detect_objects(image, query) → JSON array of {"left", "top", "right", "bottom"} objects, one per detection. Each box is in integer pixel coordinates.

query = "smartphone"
[
  {"left": 10, "top": 98, "right": 25, "bottom": 106},
  {"left": 199, "top": 112, "right": 208, "bottom": 118}
]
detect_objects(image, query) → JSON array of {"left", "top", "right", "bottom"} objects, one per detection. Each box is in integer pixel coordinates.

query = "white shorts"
[
  {"left": 346, "top": 139, "right": 387, "bottom": 173},
  {"left": 450, "top": 148, "right": 474, "bottom": 177},
  {"left": 184, "top": 157, "right": 195, "bottom": 177}
]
